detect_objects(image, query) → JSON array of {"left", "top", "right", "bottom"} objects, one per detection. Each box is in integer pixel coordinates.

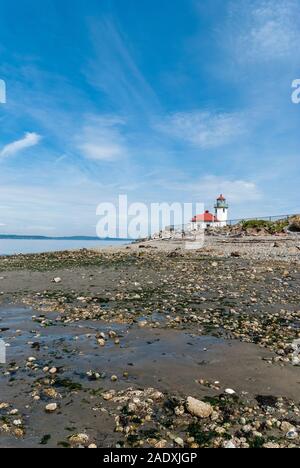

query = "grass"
[{"left": 240, "top": 219, "right": 289, "bottom": 234}]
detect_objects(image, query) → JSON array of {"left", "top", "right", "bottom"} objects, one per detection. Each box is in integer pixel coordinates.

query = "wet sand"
[{"left": 0, "top": 240, "right": 299, "bottom": 448}]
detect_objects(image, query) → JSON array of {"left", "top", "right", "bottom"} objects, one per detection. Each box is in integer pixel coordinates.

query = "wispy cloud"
[
  {"left": 87, "top": 17, "right": 160, "bottom": 116},
  {"left": 156, "top": 111, "right": 247, "bottom": 149},
  {"left": 164, "top": 175, "right": 262, "bottom": 204},
  {"left": 227, "top": 0, "right": 300, "bottom": 63},
  {"left": 0, "top": 132, "right": 42, "bottom": 159},
  {"left": 76, "top": 115, "right": 128, "bottom": 162}
]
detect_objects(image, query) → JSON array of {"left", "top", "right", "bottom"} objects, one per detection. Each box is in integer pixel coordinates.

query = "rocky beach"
[{"left": 0, "top": 235, "right": 299, "bottom": 448}]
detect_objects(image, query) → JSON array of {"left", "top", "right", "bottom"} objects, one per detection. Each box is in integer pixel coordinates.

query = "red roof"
[
  {"left": 217, "top": 194, "right": 226, "bottom": 201},
  {"left": 191, "top": 210, "right": 219, "bottom": 223}
]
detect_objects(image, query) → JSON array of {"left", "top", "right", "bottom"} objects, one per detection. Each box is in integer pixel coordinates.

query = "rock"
[
  {"left": 97, "top": 338, "right": 106, "bottom": 347},
  {"left": 263, "top": 442, "right": 280, "bottom": 449},
  {"left": 13, "top": 420, "right": 22, "bottom": 426},
  {"left": 43, "top": 388, "right": 58, "bottom": 398},
  {"left": 281, "top": 421, "right": 294, "bottom": 433},
  {"left": 87, "top": 371, "right": 101, "bottom": 381},
  {"left": 69, "top": 433, "right": 89, "bottom": 446},
  {"left": 53, "top": 277, "right": 62, "bottom": 284},
  {"left": 27, "top": 357, "right": 36, "bottom": 363},
  {"left": 242, "top": 425, "right": 252, "bottom": 434},
  {"left": 174, "top": 437, "right": 184, "bottom": 447},
  {"left": 225, "top": 388, "right": 236, "bottom": 395},
  {"left": 292, "top": 357, "right": 300, "bottom": 366},
  {"left": 286, "top": 430, "right": 298, "bottom": 440},
  {"left": 231, "top": 251, "right": 241, "bottom": 257},
  {"left": 102, "top": 391, "right": 115, "bottom": 401},
  {"left": 186, "top": 397, "right": 213, "bottom": 419},
  {"left": 49, "top": 367, "right": 57, "bottom": 375},
  {"left": 223, "top": 440, "right": 236, "bottom": 449},
  {"left": 45, "top": 403, "right": 58, "bottom": 413},
  {"left": 138, "top": 320, "right": 148, "bottom": 328},
  {"left": 0, "top": 403, "right": 9, "bottom": 410},
  {"left": 167, "top": 251, "right": 183, "bottom": 258},
  {"left": 88, "top": 444, "right": 97, "bottom": 449},
  {"left": 175, "top": 406, "right": 185, "bottom": 416},
  {"left": 155, "top": 440, "right": 167, "bottom": 448},
  {"left": 288, "top": 216, "right": 300, "bottom": 232}
]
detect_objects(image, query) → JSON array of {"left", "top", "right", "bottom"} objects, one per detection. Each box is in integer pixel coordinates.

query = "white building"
[
  {"left": 214, "top": 194, "right": 229, "bottom": 227},
  {"left": 191, "top": 195, "right": 229, "bottom": 230}
]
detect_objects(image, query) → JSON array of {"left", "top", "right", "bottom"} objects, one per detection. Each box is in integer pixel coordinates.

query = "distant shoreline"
[{"left": 0, "top": 235, "right": 133, "bottom": 241}]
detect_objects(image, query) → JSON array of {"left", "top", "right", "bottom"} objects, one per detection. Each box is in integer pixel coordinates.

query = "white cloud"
[
  {"left": 228, "top": 0, "right": 300, "bottom": 62},
  {"left": 157, "top": 111, "right": 246, "bottom": 149},
  {"left": 77, "top": 116, "right": 128, "bottom": 162},
  {"left": 79, "top": 142, "right": 124, "bottom": 161},
  {"left": 0, "top": 132, "right": 42, "bottom": 158}
]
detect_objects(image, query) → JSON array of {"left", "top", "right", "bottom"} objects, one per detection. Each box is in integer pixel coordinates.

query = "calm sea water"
[{"left": 0, "top": 239, "right": 128, "bottom": 256}]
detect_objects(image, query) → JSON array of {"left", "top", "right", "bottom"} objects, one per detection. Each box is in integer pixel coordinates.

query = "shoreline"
[{"left": 0, "top": 235, "right": 299, "bottom": 448}]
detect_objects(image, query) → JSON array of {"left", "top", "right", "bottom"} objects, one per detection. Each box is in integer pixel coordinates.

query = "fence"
[
  {"left": 227, "top": 214, "right": 296, "bottom": 226},
  {"left": 166, "top": 214, "right": 297, "bottom": 234}
]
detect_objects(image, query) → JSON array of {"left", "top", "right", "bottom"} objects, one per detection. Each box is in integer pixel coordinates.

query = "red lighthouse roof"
[
  {"left": 191, "top": 210, "right": 219, "bottom": 223},
  {"left": 217, "top": 194, "right": 226, "bottom": 201}
]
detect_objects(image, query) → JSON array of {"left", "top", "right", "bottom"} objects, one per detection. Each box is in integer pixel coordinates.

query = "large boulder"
[
  {"left": 186, "top": 397, "right": 213, "bottom": 419},
  {"left": 288, "top": 215, "right": 300, "bottom": 232}
]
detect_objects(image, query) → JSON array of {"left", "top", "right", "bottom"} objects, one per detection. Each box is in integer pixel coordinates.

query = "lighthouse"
[{"left": 214, "top": 194, "right": 229, "bottom": 227}]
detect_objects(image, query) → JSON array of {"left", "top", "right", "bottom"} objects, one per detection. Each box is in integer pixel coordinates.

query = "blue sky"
[{"left": 0, "top": 0, "right": 299, "bottom": 235}]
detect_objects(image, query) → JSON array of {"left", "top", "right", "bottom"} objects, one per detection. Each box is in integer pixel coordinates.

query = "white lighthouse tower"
[{"left": 214, "top": 194, "right": 229, "bottom": 227}]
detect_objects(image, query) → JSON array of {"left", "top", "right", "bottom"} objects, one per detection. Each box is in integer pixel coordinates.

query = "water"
[{"left": 0, "top": 239, "right": 128, "bottom": 256}]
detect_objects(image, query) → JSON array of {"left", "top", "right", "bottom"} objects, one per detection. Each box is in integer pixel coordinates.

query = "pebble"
[
  {"left": 286, "top": 430, "right": 298, "bottom": 440},
  {"left": 225, "top": 388, "right": 236, "bottom": 395},
  {"left": 69, "top": 433, "right": 89, "bottom": 446},
  {"left": 45, "top": 403, "right": 58, "bottom": 413},
  {"left": 263, "top": 442, "right": 280, "bottom": 449},
  {"left": 281, "top": 421, "right": 295, "bottom": 433},
  {"left": 223, "top": 441, "right": 237, "bottom": 449},
  {"left": 174, "top": 437, "right": 184, "bottom": 447},
  {"left": 13, "top": 420, "right": 22, "bottom": 427},
  {"left": 138, "top": 321, "right": 148, "bottom": 328},
  {"left": 27, "top": 355, "right": 36, "bottom": 362}
]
